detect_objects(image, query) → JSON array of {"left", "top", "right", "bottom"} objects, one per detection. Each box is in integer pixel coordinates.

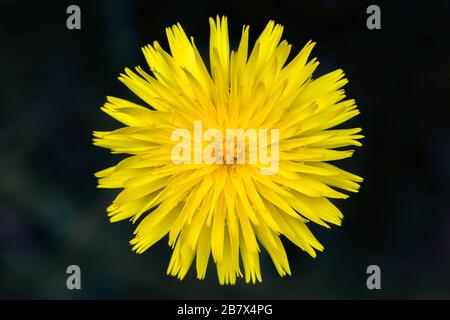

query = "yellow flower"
[{"left": 93, "top": 16, "right": 363, "bottom": 285}]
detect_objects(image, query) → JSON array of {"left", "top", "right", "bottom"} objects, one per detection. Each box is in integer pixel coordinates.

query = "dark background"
[{"left": 1, "top": 0, "right": 450, "bottom": 299}]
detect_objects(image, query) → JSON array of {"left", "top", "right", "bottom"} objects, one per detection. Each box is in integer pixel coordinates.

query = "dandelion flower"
[{"left": 93, "top": 16, "right": 363, "bottom": 285}]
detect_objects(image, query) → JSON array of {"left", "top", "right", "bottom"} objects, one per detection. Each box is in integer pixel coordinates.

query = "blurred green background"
[{"left": 1, "top": 0, "right": 450, "bottom": 299}]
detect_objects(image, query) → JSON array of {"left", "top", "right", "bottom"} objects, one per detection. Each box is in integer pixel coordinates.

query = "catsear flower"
[{"left": 94, "top": 16, "right": 363, "bottom": 285}]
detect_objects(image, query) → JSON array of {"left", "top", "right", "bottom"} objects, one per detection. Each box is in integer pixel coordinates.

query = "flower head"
[{"left": 94, "top": 16, "right": 363, "bottom": 285}]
